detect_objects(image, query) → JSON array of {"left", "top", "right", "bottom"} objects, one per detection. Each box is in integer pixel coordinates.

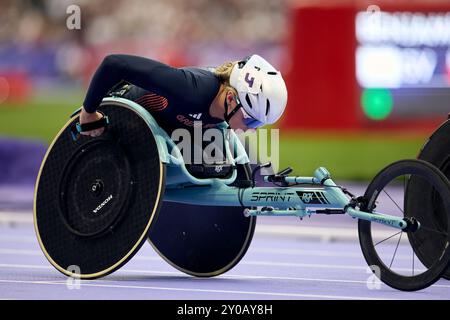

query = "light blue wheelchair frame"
[{"left": 96, "top": 97, "right": 411, "bottom": 231}]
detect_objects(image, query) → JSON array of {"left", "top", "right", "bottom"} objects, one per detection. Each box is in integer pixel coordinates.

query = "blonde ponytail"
[{"left": 214, "top": 61, "right": 238, "bottom": 95}]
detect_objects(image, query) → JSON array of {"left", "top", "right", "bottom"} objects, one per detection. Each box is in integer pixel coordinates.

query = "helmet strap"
[{"left": 224, "top": 95, "right": 243, "bottom": 124}]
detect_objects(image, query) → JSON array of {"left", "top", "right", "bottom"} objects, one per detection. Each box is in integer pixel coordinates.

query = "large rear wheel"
[
  {"left": 410, "top": 118, "right": 450, "bottom": 279},
  {"left": 148, "top": 164, "right": 256, "bottom": 277},
  {"left": 34, "top": 101, "right": 165, "bottom": 279}
]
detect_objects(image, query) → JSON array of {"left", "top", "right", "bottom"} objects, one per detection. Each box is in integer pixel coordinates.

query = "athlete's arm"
[
  {"left": 80, "top": 54, "right": 199, "bottom": 136},
  {"left": 83, "top": 54, "right": 192, "bottom": 113}
]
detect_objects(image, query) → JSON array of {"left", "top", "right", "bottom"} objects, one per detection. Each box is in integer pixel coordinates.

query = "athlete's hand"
[{"left": 79, "top": 108, "right": 105, "bottom": 137}]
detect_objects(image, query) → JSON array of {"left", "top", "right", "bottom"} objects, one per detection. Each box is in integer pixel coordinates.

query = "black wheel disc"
[
  {"left": 409, "top": 119, "right": 450, "bottom": 279},
  {"left": 148, "top": 164, "right": 256, "bottom": 277},
  {"left": 34, "top": 101, "right": 165, "bottom": 279},
  {"left": 58, "top": 138, "right": 132, "bottom": 238}
]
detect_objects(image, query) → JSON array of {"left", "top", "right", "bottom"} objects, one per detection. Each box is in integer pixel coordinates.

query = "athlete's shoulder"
[
  {"left": 180, "top": 66, "right": 218, "bottom": 78},
  {"left": 179, "top": 66, "right": 220, "bottom": 97}
]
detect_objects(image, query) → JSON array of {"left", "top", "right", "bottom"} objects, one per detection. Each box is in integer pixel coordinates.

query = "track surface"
[{"left": 0, "top": 221, "right": 449, "bottom": 300}]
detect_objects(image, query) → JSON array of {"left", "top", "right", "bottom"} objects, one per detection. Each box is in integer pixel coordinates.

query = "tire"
[{"left": 358, "top": 159, "right": 450, "bottom": 291}]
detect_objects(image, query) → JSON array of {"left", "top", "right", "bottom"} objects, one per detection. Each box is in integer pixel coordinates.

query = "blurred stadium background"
[{"left": 0, "top": 0, "right": 449, "bottom": 206}]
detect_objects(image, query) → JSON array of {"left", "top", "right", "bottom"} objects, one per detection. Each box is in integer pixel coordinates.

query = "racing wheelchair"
[{"left": 34, "top": 97, "right": 450, "bottom": 292}]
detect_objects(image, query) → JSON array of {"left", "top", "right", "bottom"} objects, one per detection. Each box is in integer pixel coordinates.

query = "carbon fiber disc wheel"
[
  {"left": 34, "top": 101, "right": 165, "bottom": 279},
  {"left": 148, "top": 164, "right": 256, "bottom": 277},
  {"left": 408, "top": 119, "right": 450, "bottom": 279}
]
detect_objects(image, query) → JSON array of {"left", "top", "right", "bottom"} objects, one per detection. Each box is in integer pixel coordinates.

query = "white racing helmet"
[{"left": 229, "top": 54, "right": 288, "bottom": 127}]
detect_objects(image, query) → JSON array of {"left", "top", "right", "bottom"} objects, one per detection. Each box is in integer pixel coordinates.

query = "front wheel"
[{"left": 358, "top": 159, "right": 450, "bottom": 291}]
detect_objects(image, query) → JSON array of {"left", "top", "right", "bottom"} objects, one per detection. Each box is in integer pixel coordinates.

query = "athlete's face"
[{"left": 225, "top": 91, "right": 255, "bottom": 132}]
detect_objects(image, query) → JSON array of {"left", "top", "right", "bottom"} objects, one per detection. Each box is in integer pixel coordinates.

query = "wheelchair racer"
[{"left": 79, "top": 54, "right": 288, "bottom": 136}]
